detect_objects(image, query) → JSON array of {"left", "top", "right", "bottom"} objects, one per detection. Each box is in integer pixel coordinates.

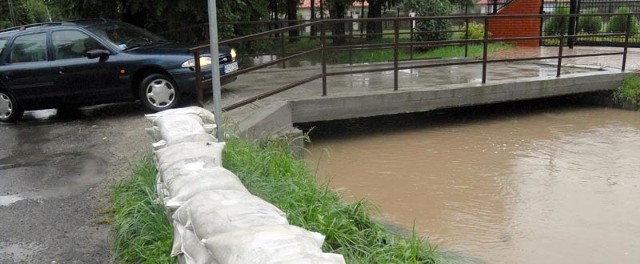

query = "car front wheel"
[
  {"left": 139, "top": 73, "right": 180, "bottom": 112},
  {"left": 0, "top": 90, "right": 24, "bottom": 123}
]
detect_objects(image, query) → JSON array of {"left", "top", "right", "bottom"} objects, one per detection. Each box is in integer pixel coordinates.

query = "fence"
[
  {"left": 542, "top": 0, "right": 640, "bottom": 46},
  {"left": 183, "top": 13, "right": 631, "bottom": 111}
]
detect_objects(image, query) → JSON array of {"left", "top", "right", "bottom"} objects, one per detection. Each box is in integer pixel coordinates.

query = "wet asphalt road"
[{"left": 0, "top": 103, "right": 152, "bottom": 263}]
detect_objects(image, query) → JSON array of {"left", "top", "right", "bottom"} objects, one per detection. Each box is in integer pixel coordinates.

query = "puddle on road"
[
  {"left": 305, "top": 105, "right": 640, "bottom": 264},
  {"left": 0, "top": 242, "right": 44, "bottom": 263},
  {"left": 0, "top": 195, "right": 24, "bottom": 206}
]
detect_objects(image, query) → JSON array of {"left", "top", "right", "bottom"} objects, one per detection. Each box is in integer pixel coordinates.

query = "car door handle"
[
  {"left": 2, "top": 73, "right": 12, "bottom": 80},
  {"left": 58, "top": 67, "right": 66, "bottom": 74}
]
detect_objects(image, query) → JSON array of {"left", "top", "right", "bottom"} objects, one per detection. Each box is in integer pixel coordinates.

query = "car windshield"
[{"left": 85, "top": 21, "right": 167, "bottom": 51}]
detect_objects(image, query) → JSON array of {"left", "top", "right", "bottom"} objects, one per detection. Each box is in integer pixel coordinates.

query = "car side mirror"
[{"left": 86, "top": 49, "right": 110, "bottom": 60}]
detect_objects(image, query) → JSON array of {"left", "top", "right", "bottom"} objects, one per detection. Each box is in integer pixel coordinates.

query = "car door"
[
  {"left": 1, "top": 32, "right": 56, "bottom": 108},
  {"left": 50, "top": 29, "right": 124, "bottom": 105}
]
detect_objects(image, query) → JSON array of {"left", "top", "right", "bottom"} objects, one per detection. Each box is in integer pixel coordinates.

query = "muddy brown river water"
[{"left": 304, "top": 102, "right": 640, "bottom": 264}]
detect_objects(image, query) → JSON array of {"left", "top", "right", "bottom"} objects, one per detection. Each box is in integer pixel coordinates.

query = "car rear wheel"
[
  {"left": 0, "top": 90, "right": 24, "bottom": 123},
  {"left": 139, "top": 73, "right": 180, "bottom": 112}
]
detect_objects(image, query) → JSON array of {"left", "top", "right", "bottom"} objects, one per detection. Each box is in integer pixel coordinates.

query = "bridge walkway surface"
[{"left": 206, "top": 46, "right": 640, "bottom": 138}]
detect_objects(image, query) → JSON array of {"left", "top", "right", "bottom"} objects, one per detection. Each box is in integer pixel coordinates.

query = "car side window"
[
  {"left": 52, "top": 30, "right": 105, "bottom": 60},
  {"left": 0, "top": 38, "right": 7, "bottom": 57},
  {"left": 9, "top": 33, "right": 48, "bottom": 63}
]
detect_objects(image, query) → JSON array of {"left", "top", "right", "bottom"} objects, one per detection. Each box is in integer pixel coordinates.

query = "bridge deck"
[{"left": 207, "top": 46, "right": 638, "bottom": 137}]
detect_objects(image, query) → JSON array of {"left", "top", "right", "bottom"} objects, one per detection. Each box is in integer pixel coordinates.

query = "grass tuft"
[
  {"left": 614, "top": 73, "right": 640, "bottom": 109},
  {"left": 110, "top": 156, "right": 176, "bottom": 264},
  {"left": 223, "top": 136, "right": 445, "bottom": 263}
]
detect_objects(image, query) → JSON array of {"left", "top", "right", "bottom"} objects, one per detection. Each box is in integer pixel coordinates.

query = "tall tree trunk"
[
  {"left": 366, "top": 0, "right": 383, "bottom": 40},
  {"left": 329, "top": 1, "right": 346, "bottom": 45},
  {"left": 287, "top": 0, "right": 300, "bottom": 42},
  {"left": 310, "top": 0, "right": 317, "bottom": 37}
]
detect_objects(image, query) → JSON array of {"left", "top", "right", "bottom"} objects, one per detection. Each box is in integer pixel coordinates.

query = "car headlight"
[
  {"left": 230, "top": 48, "right": 237, "bottom": 61},
  {"left": 182, "top": 56, "right": 212, "bottom": 69}
]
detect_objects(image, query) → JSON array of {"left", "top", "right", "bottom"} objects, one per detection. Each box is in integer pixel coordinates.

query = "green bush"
[
  {"left": 607, "top": 6, "right": 639, "bottom": 34},
  {"left": 578, "top": 8, "right": 603, "bottom": 34},
  {"left": 461, "top": 22, "right": 491, "bottom": 39},
  {"left": 614, "top": 74, "right": 640, "bottom": 109},
  {"left": 544, "top": 7, "right": 570, "bottom": 35},
  {"left": 405, "top": 0, "right": 453, "bottom": 42}
]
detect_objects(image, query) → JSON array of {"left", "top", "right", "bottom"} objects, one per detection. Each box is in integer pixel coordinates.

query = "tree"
[
  {"left": 287, "top": 0, "right": 300, "bottom": 42},
  {"left": 0, "top": 0, "right": 52, "bottom": 28},
  {"left": 53, "top": 0, "right": 271, "bottom": 39},
  {"left": 365, "top": 0, "right": 401, "bottom": 40},
  {"left": 404, "top": 0, "right": 453, "bottom": 42},
  {"left": 327, "top": 0, "right": 352, "bottom": 44}
]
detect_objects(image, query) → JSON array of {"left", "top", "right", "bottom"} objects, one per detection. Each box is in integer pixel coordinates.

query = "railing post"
[
  {"left": 622, "top": 14, "right": 631, "bottom": 72},
  {"left": 410, "top": 16, "right": 415, "bottom": 60},
  {"left": 464, "top": 17, "right": 469, "bottom": 58},
  {"left": 394, "top": 19, "right": 399, "bottom": 91},
  {"left": 557, "top": 13, "right": 566, "bottom": 78},
  {"left": 321, "top": 21, "right": 327, "bottom": 96},
  {"left": 281, "top": 21, "right": 286, "bottom": 69},
  {"left": 349, "top": 17, "right": 354, "bottom": 65},
  {"left": 482, "top": 16, "right": 489, "bottom": 84},
  {"left": 193, "top": 50, "right": 203, "bottom": 106}
]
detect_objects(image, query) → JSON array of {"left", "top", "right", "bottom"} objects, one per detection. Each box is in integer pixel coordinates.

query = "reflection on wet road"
[
  {"left": 0, "top": 103, "right": 148, "bottom": 263},
  {"left": 305, "top": 104, "right": 640, "bottom": 264}
]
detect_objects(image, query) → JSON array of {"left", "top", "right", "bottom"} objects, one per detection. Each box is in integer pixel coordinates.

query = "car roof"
[{"left": 0, "top": 19, "right": 113, "bottom": 38}]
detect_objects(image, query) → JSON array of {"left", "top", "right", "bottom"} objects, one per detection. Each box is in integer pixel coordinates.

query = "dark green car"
[{"left": 0, "top": 19, "right": 238, "bottom": 122}]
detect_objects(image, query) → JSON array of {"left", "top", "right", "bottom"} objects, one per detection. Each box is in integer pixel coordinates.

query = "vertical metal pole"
[
  {"left": 482, "top": 16, "right": 489, "bottom": 84},
  {"left": 207, "top": 0, "right": 224, "bottom": 142},
  {"left": 492, "top": 0, "right": 498, "bottom": 14},
  {"left": 393, "top": 19, "right": 399, "bottom": 91},
  {"left": 410, "top": 15, "right": 415, "bottom": 60},
  {"left": 622, "top": 14, "right": 631, "bottom": 72},
  {"left": 321, "top": 21, "right": 327, "bottom": 96},
  {"left": 7, "top": 0, "right": 17, "bottom": 27},
  {"left": 567, "top": 0, "right": 578, "bottom": 48},
  {"left": 281, "top": 21, "right": 286, "bottom": 69},
  {"left": 464, "top": 4, "right": 469, "bottom": 58},
  {"left": 557, "top": 13, "right": 565, "bottom": 78},
  {"left": 464, "top": 17, "right": 470, "bottom": 58}
]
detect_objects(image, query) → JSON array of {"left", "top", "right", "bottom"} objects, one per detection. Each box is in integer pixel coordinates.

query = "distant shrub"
[
  {"left": 607, "top": 6, "right": 639, "bottom": 34},
  {"left": 544, "top": 7, "right": 570, "bottom": 35},
  {"left": 614, "top": 74, "right": 640, "bottom": 109},
  {"left": 577, "top": 8, "right": 603, "bottom": 34},
  {"left": 462, "top": 22, "right": 491, "bottom": 39}
]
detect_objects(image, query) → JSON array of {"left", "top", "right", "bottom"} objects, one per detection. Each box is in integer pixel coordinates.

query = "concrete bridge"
[{"left": 210, "top": 46, "right": 638, "bottom": 140}]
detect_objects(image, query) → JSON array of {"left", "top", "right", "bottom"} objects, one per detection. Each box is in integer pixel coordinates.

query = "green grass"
[
  {"left": 614, "top": 73, "right": 640, "bottom": 109},
  {"left": 282, "top": 38, "right": 512, "bottom": 65},
  {"left": 111, "top": 156, "right": 176, "bottom": 264},
  {"left": 111, "top": 136, "right": 447, "bottom": 263},
  {"left": 223, "top": 136, "right": 446, "bottom": 263}
]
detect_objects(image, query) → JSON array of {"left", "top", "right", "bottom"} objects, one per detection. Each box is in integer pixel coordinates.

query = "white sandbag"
[
  {"left": 151, "top": 115, "right": 214, "bottom": 146},
  {"left": 172, "top": 223, "right": 218, "bottom": 264},
  {"left": 145, "top": 126, "right": 162, "bottom": 141},
  {"left": 164, "top": 167, "right": 249, "bottom": 208},
  {"left": 146, "top": 106, "right": 217, "bottom": 124},
  {"left": 173, "top": 190, "right": 288, "bottom": 240},
  {"left": 269, "top": 253, "right": 346, "bottom": 264},
  {"left": 164, "top": 133, "right": 218, "bottom": 147},
  {"left": 155, "top": 141, "right": 225, "bottom": 170},
  {"left": 160, "top": 158, "right": 219, "bottom": 183},
  {"left": 202, "top": 225, "right": 325, "bottom": 264}
]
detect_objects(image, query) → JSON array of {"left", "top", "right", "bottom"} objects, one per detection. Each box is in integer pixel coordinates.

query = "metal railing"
[{"left": 189, "top": 13, "right": 632, "bottom": 112}]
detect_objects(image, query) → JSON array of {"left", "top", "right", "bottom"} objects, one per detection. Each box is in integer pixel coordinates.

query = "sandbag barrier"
[{"left": 145, "top": 107, "right": 345, "bottom": 264}]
